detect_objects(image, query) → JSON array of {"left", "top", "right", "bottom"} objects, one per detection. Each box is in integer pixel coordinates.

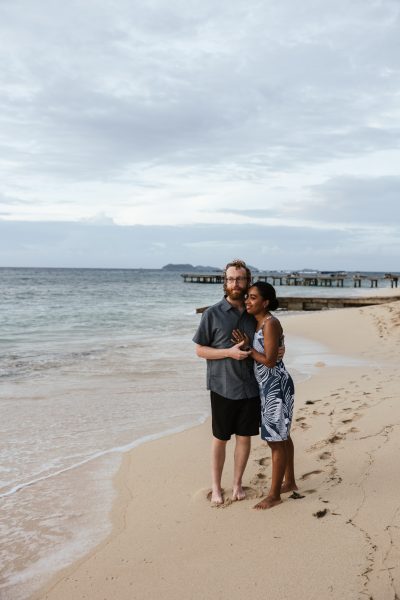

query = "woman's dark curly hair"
[{"left": 250, "top": 281, "right": 279, "bottom": 311}]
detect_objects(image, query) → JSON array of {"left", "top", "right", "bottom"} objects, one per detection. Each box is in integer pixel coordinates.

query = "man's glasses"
[{"left": 225, "top": 276, "right": 248, "bottom": 283}]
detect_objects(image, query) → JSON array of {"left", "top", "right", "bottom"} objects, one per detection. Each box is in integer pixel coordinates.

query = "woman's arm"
[
  {"left": 232, "top": 328, "right": 285, "bottom": 361},
  {"left": 250, "top": 319, "right": 282, "bottom": 368}
]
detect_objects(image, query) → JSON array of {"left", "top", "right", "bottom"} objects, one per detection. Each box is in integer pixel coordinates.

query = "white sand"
[{"left": 32, "top": 301, "right": 400, "bottom": 600}]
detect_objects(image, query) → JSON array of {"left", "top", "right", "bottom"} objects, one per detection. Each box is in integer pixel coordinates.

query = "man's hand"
[
  {"left": 227, "top": 341, "right": 251, "bottom": 360},
  {"left": 277, "top": 334, "right": 285, "bottom": 361}
]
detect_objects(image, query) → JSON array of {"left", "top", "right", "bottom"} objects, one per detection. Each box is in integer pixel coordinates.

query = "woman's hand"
[{"left": 231, "top": 329, "right": 251, "bottom": 351}]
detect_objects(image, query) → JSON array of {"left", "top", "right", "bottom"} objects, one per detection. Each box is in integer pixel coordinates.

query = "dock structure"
[
  {"left": 181, "top": 272, "right": 224, "bottom": 284},
  {"left": 256, "top": 274, "right": 346, "bottom": 287},
  {"left": 196, "top": 294, "right": 400, "bottom": 313},
  {"left": 384, "top": 273, "right": 399, "bottom": 288},
  {"left": 182, "top": 272, "right": 399, "bottom": 288}
]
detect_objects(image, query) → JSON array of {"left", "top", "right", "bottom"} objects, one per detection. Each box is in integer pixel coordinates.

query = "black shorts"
[{"left": 210, "top": 391, "right": 260, "bottom": 441}]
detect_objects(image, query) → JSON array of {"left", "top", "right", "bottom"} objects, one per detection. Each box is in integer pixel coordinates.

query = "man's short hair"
[{"left": 223, "top": 259, "right": 252, "bottom": 293}]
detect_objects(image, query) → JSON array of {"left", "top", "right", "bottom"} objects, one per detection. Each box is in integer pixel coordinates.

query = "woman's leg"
[
  {"left": 254, "top": 441, "right": 286, "bottom": 509},
  {"left": 281, "top": 436, "right": 298, "bottom": 492}
]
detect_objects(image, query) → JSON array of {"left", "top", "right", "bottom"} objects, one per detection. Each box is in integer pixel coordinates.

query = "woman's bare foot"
[
  {"left": 253, "top": 495, "right": 282, "bottom": 510},
  {"left": 281, "top": 480, "right": 298, "bottom": 493},
  {"left": 232, "top": 485, "right": 246, "bottom": 501}
]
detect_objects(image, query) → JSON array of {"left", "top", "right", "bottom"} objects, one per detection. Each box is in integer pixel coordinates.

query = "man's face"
[{"left": 224, "top": 266, "right": 249, "bottom": 301}]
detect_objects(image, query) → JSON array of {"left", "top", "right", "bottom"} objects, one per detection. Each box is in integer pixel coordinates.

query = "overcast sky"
[{"left": 1, "top": 0, "right": 399, "bottom": 269}]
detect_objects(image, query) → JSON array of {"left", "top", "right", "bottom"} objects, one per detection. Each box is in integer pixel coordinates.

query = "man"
[{"left": 193, "top": 259, "right": 262, "bottom": 504}]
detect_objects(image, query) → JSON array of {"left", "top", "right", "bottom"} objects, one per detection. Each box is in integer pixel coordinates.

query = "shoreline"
[{"left": 26, "top": 301, "right": 400, "bottom": 599}]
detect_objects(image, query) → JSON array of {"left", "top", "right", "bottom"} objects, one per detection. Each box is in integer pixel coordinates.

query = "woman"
[{"left": 233, "top": 281, "right": 297, "bottom": 509}]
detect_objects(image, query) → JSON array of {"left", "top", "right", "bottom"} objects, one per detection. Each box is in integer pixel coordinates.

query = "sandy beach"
[{"left": 31, "top": 300, "right": 400, "bottom": 600}]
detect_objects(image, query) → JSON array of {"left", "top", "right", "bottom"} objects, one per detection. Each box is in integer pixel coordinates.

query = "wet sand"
[{"left": 31, "top": 301, "right": 400, "bottom": 600}]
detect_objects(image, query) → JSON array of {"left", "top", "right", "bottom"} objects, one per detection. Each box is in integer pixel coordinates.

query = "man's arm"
[{"left": 195, "top": 343, "right": 251, "bottom": 361}]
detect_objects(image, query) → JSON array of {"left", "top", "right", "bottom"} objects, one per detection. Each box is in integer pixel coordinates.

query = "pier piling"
[{"left": 182, "top": 272, "right": 398, "bottom": 288}]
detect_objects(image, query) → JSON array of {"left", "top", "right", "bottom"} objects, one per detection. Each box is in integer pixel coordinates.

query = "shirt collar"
[{"left": 221, "top": 296, "right": 243, "bottom": 312}]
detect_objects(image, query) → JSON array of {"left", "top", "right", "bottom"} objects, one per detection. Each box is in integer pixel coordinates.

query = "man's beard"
[{"left": 226, "top": 288, "right": 247, "bottom": 301}]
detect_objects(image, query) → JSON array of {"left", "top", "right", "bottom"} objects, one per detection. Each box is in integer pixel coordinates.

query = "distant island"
[{"left": 162, "top": 263, "right": 221, "bottom": 272}]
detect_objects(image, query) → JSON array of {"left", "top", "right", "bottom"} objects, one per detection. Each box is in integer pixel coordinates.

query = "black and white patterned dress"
[{"left": 253, "top": 324, "right": 294, "bottom": 442}]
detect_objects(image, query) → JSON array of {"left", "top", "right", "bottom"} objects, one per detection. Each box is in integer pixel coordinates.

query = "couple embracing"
[{"left": 193, "top": 259, "right": 297, "bottom": 509}]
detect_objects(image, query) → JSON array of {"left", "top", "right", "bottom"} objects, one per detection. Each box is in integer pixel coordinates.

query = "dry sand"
[{"left": 32, "top": 301, "right": 400, "bottom": 600}]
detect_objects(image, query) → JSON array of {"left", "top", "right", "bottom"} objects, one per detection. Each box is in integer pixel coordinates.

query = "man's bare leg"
[
  {"left": 232, "top": 435, "right": 251, "bottom": 500},
  {"left": 281, "top": 437, "right": 298, "bottom": 493},
  {"left": 211, "top": 437, "right": 227, "bottom": 504}
]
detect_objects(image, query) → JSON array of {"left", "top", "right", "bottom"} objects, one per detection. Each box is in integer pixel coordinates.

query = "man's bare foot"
[
  {"left": 281, "top": 481, "right": 298, "bottom": 493},
  {"left": 210, "top": 488, "right": 224, "bottom": 505},
  {"left": 253, "top": 496, "right": 282, "bottom": 510},
  {"left": 232, "top": 485, "right": 246, "bottom": 501}
]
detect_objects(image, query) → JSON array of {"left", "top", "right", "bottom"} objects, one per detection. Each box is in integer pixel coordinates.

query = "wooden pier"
[
  {"left": 196, "top": 294, "right": 400, "bottom": 313},
  {"left": 256, "top": 274, "right": 346, "bottom": 287},
  {"left": 181, "top": 273, "right": 224, "bottom": 284},
  {"left": 182, "top": 272, "right": 399, "bottom": 288}
]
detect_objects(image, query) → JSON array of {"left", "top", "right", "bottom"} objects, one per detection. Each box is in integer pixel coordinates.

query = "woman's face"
[{"left": 245, "top": 286, "right": 268, "bottom": 315}]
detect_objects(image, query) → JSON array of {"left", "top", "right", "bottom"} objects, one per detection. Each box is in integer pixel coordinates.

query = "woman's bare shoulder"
[{"left": 263, "top": 315, "right": 282, "bottom": 334}]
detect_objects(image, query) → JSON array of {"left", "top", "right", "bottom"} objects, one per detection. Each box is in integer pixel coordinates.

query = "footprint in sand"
[
  {"left": 250, "top": 473, "right": 267, "bottom": 485},
  {"left": 342, "top": 412, "right": 360, "bottom": 424},
  {"left": 295, "top": 416, "right": 310, "bottom": 429},
  {"left": 257, "top": 457, "right": 270, "bottom": 466},
  {"left": 300, "top": 470, "right": 323, "bottom": 481},
  {"left": 319, "top": 452, "right": 331, "bottom": 460},
  {"left": 239, "top": 487, "right": 258, "bottom": 500},
  {"left": 328, "top": 434, "right": 343, "bottom": 444},
  {"left": 342, "top": 407, "right": 352, "bottom": 413}
]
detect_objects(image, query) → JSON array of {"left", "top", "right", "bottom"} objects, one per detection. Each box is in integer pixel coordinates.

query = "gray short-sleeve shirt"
[{"left": 193, "top": 297, "right": 259, "bottom": 400}]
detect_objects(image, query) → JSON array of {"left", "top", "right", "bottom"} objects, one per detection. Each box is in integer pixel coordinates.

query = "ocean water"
[
  {"left": 0, "top": 268, "right": 221, "bottom": 599},
  {"left": 0, "top": 268, "right": 396, "bottom": 599}
]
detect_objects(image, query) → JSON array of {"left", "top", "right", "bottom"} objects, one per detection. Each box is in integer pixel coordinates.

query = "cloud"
[
  {"left": 1, "top": 0, "right": 400, "bottom": 267},
  {"left": 0, "top": 193, "right": 31, "bottom": 206},
  {"left": 298, "top": 175, "right": 400, "bottom": 225},
  {"left": 0, "top": 220, "right": 399, "bottom": 271},
  {"left": 1, "top": 0, "right": 400, "bottom": 183},
  {"left": 213, "top": 209, "right": 284, "bottom": 219}
]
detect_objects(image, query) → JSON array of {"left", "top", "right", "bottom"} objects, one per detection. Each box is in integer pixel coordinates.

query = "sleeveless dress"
[{"left": 253, "top": 320, "right": 295, "bottom": 442}]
